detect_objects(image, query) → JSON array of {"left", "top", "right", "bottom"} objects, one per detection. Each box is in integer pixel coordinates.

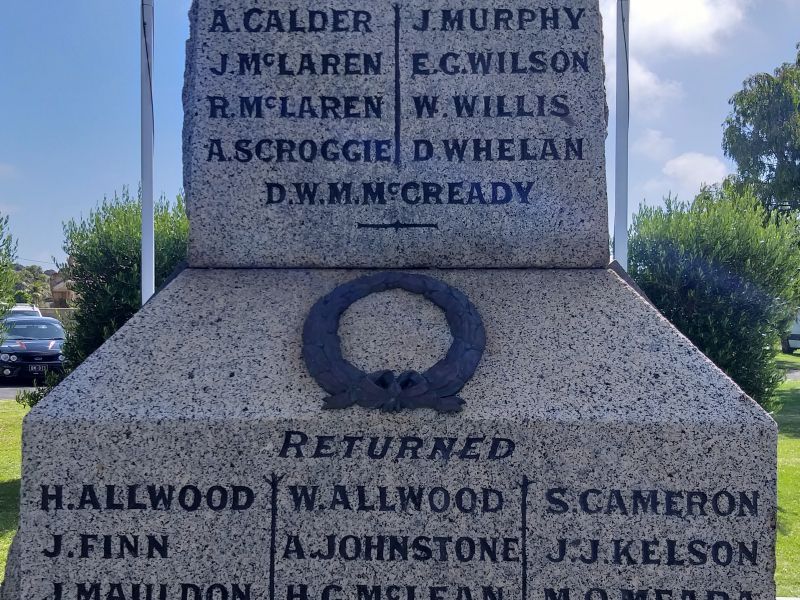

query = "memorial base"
[{"left": 4, "top": 268, "right": 776, "bottom": 600}]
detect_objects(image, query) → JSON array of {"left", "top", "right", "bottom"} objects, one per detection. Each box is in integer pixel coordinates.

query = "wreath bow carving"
[
  {"left": 323, "top": 370, "right": 466, "bottom": 413},
  {"left": 303, "top": 273, "right": 485, "bottom": 413}
]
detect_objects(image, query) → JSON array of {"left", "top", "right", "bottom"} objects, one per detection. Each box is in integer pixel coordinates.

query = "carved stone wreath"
[{"left": 302, "top": 272, "right": 486, "bottom": 413}]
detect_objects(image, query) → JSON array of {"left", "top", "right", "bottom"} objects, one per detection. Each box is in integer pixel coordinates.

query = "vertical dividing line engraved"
[
  {"left": 520, "top": 477, "right": 530, "bottom": 600},
  {"left": 268, "top": 473, "right": 282, "bottom": 600},
  {"left": 393, "top": 3, "right": 402, "bottom": 166}
]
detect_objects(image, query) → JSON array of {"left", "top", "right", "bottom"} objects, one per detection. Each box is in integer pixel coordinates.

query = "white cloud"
[
  {"left": 605, "top": 53, "right": 683, "bottom": 117},
  {"left": 601, "top": 0, "right": 748, "bottom": 57},
  {"left": 633, "top": 129, "right": 676, "bottom": 162},
  {"left": 629, "top": 58, "right": 683, "bottom": 114},
  {"left": 601, "top": 0, "right": 748, "bottom": 116},
  {"left": 602, "top": 4, "right": 683, "bottom": 117},
  {"left": 663, "top": 153, "right": 730, "bottom": 190},
  {"left": 629, "top": 0, "right": 749, "bottom": 56},
  {"left": 637, "top": 153, "right": 731, "bottom": 204}
]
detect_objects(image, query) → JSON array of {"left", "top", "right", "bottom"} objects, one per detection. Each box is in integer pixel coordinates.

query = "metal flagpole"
[
  {"left": 141, "top": 0, "right": 155, "bottom": 304},
  {"left": 614, "top": 0, "right": 630, "bottom": 269}
]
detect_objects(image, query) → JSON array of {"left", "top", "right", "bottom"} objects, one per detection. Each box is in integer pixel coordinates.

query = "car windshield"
[
  {"left": 11, "top": 310, "right": 39, "bottom": 317},
  {"left": 3, "top": 321, "right": 65, "bottom": 340}
]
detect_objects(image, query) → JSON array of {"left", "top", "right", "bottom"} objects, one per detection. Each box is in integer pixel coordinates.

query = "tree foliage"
[
  {"left": 722, "top": 44, "right": 800, "bottom": 213},
  {"left": 60, "top": 188, "right": 188, "bottom": 366},
  {"left": 628, "top": 184, "right": 800, "bottom": 410},
  {"left": 13, "top": 265, "right": 51, "bottom": 305},
  {"left": 0, "top": 215, "right": 18, "bottom": 311}
]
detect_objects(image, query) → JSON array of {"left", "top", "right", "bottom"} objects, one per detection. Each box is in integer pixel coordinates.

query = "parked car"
[
  {"left": 8, "top": 304, "right": 42, "bottom": 317},
  {"left": 0, "top": 316, "right": 66, "bottom": 379},
  {"left": 782, "top": 310, "right": 800, "bottom": 354}
]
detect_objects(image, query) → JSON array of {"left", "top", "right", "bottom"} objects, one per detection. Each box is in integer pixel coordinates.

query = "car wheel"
[{"left": 781, "top": 338, "right": 793, "bottom": 354}]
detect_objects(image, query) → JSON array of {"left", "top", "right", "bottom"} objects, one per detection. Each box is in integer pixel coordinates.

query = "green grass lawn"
[
  {"left": 0, "top": 373, "right": 798, "bottom": 589},
  {"left": 0, "top": 400, "right": 27, "bottom": 579},
  {"left": 775, "top": 375, "right": 800, "bottom": 595},
  {"left": 775, "top": 350, "right": 800, "bottom": 373}
]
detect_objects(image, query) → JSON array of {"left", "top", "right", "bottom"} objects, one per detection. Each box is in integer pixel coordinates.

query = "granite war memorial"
[{"left": 2, "top": 2, "right": 777, "bottom": 600}]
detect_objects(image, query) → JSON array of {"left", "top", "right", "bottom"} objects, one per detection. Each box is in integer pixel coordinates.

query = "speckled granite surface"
[
  {"left": 184, "top": 0, "right": 609, "bottom": 268},
  {"left": 12, "top": 268, "right": 776, "bottom": 600},
  {"left": 23, "top": 269, "right": 774, "bottom": 426}
]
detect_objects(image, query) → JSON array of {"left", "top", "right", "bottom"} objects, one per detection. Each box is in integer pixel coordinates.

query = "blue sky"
[{"left": 1, "top": 1, "right": 799, "bottom": 267}]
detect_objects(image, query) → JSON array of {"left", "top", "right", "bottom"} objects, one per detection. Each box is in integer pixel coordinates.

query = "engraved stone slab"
[
  {"left": 11, "top": 269, "right": 776, "bottom": 600},
  {"left": 183, "top": 1, "right": 609, "bottom": 268}
]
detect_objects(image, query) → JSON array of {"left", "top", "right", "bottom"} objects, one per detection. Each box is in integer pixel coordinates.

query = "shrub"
[
  {"left": 59, "top": 188, "right": 188, "bottom": 366},
  {"left": 0, "top": 214, "right": 17, "bottom": 310},
  {"left": 628, "top": 184, "right": 800, "bottom": 410},
  {"left": 16, "top": 371, "right": 63, "bottom": 409}
]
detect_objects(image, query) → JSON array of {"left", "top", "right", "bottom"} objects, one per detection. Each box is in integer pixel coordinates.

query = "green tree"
[
  {"left": 0, "top": 215, "right": 17, "bottom": 311},
  {"left": 60, "top": 188, "right": 188, "bottom": 366},
  {"left": 13, "top": 265, "right": 51, "bottom": 305},
  {"left": 628, "top": 184, "right": 800, "bottom": 410},
  {"left": 722, "top": 44, "right": 800, "bottom": 213}
]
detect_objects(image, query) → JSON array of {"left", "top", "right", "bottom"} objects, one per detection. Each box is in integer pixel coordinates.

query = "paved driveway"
[{"left": 0, "top": 380, "right": 34, "bottom": 401}]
